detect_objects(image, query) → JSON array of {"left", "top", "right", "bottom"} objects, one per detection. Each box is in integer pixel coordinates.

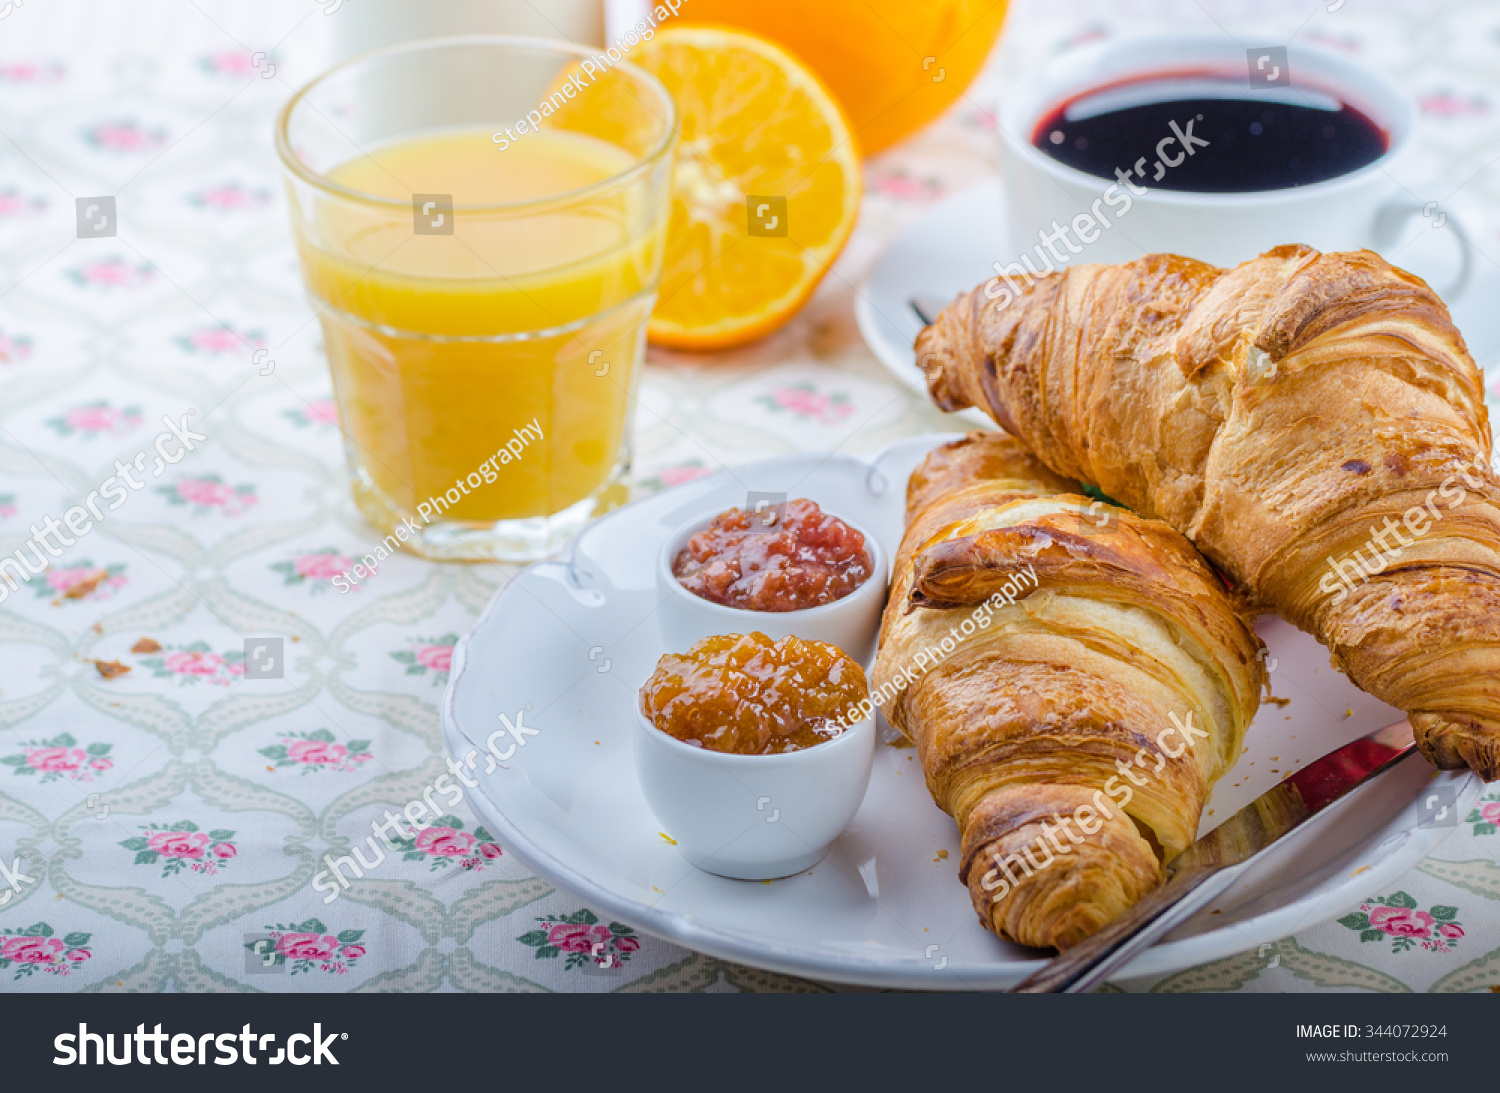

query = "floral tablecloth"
[{"left": 2, "top": 0, "right": 1499, "bottom": 994}]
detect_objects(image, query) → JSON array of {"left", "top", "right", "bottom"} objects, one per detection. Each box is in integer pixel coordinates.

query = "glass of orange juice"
[{"left": 275, "top": 37, "right": 678, "bottom": 561}]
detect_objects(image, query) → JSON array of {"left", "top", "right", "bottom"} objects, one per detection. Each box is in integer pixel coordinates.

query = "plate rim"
[
  {"left": 442, "top": 436, "right": 1477, "bottom": 989},
  {"left": 854, "top": 177, "right": 1004, "bottom": 410}
]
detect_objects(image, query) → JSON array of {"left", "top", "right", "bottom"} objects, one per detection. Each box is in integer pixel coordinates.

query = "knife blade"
[{"left": 1011, "top": 719, "right": 1418, "bottom": 993}]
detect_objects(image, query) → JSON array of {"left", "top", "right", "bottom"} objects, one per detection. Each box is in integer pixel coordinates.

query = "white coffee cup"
[{"left": 996, "top": 34, "right": 1472, "bottom": 297}]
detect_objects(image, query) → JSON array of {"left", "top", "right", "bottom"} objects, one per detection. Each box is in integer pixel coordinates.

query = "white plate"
[
  {"left": 442, "top": 436, "right": 1479, "bottom": 989},
  {"left": 856, "top": 180, "right": 1500, "bottom": 405}
]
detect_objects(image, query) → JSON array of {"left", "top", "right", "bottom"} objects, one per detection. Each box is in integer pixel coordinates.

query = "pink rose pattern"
[
  {"left": 283, "top": 399, "right": 340, "bottom": 428},
  {"left": 188, "top": 181, "right": 273, "bottom": 212},
  {"left": 0, "top": 330, "right": 33, "bottom": 364},
  {"left": 868, "top": 166, "right": 945, "bottom": 203},
  {"left": 260, "top": 729, "right": 372, "bottom": 774},
  {"left": 137, "top": 641, "right": 245, "bottom": 686},
  {"left": 1418, "top": 90, "right": 1491, "bottom": 118},
  {"left": 0, "top": 925, "right": 93, "bottom": 980},
  {"left": 517, "top": 909, "right": 639, "bottom": 970},
  {"left": 2, "top": 733, "right": 113, "bottom": 784},
  {"left": 82, "top": 119, "right": 168, "bottom": 153},
  {"left": 200, "top": 50, "right": 275, "bottom": 79},
  {"left": 39, "top": 562, "right": 127, "bottom": 603},
  {"left": 0, "top": 493, "right": 16, "bottom": 519},
  {"left": 1303, "top": 30, "right": 1361, "bottom": 53},
  {"left": 1466, "top": 793, "right": 1500, "bottom": 835},
  {"left": 0, "top": 186, "right": 47, "bottom": 219},
  {"left": 173, "top": 324, "right": 265, "bottom": 355},
  {"left": 120, "top": 821, "right": 237, "bottom": 878},
  {"left": 1057, "top": 24, "right": 1110, "bottom": 52},
  {"left": 66, "top": 256, "right": 154, "bottom": 289},
  {"left": 270, "top": 548, "right": 352, "bottom": 591},
  {"left": 45, "top": 400, "right": 142, "bottom": 438},
  {"left": 391, "top": 815, "right": 502, "bottom": 872},
  {"left": 390, "top": 634, "right": 456, "bottom": 686},
  {"left": 756, "top": 382, "right": 855, "bottom": 425},
  {"left": 959, "top": 103, "right": 999, "bottom": 133},
  {"left": 0, "top": 9, "right": 1493, "bottom": 996},
  {"left": 0, "top": 61, "right": 66, "bottom": 83},
  {"left": 158, "top": 475, "right": 258, "bottom": 516},
  {"left": 638, "top": 461, "right": 712, "bottom": 494},
  {"left": 248, "top": 920, "right": 364, "bottom": 976},
  {"left": 1339, "top": 891, "right": 1464, "bottom": 954}
]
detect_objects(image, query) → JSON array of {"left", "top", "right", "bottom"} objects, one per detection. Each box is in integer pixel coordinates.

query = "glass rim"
[{"left": 274, "top": 34, "right": 680, "bottom": 214}]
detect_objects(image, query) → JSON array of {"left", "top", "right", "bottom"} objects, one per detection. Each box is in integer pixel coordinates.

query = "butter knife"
[{"left": 1011, "top": 719, "right": 1420, "bottom": 993}]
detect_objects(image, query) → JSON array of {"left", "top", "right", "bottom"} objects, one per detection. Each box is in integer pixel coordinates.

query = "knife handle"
[{"left": 1009, "top": 861, "right": 1243, "bottom": 993}]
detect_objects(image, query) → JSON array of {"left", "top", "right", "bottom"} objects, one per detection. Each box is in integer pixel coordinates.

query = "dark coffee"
[{"left": 1031, "top": 75, "right": 1388, "bottom": 193}]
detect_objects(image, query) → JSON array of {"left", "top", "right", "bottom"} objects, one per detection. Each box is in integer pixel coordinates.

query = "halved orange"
[
  {"left": 673, "top": 0, "right": 1010, "bottom": 156},
  {"left": 633, "top": 26, "right": 863, "bottom": 350}
]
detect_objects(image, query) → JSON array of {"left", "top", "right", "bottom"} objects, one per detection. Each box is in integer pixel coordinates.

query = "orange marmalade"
[{"left": 639, "top": 632, "right": 869, "bottom": 755}]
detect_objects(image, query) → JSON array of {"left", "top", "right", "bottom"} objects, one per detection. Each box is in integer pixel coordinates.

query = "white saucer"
[
  {"left": 441, "top": 435, "right": 1478, "bottom": 990},
  {"left": 857, "top": 179, "right": 1500, "bottom": 403},
  {"left": 854, "top": 180, "right": 1005, "bottom": 426}
]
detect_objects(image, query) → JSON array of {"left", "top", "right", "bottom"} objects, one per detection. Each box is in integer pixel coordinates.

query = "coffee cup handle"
[{"left": 1371, "top": 198, "right": 1474, "bottom": 301}]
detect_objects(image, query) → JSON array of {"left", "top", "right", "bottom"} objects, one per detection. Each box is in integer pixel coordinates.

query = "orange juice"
[
  {"left": 297, "top": 127, "right": 663, "bottom": 532},
  {"left": 278, "top": 38, "right": 677, "bottom": 561}
]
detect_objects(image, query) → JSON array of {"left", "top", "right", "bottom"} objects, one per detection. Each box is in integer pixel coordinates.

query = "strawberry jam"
[{"left": 672, "top": 498, "right": 873, "bottom": 612}]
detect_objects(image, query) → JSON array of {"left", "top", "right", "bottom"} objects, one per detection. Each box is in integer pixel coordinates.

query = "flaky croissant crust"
[
  {"left": 919, "top": 245, "right": 1500, "bottom": 780},
  {"left": 873, "top": 431, "right": 1264, "bottom": 949}
]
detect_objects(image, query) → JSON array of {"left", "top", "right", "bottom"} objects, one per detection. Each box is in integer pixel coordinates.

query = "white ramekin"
[
  {"left": 632, "top": 707, "right": 876, "bottom": 880},
  {"left": 655, "top": 507, "right": 887, "bottom": 665}
]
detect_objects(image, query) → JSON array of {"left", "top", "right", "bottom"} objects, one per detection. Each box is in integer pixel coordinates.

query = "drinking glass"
[{"left": 276, "top": 37, "right": 678, "bottom": 560}]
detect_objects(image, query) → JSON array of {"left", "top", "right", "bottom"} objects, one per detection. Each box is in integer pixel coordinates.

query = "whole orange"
[{"left": 672, "top": 0, "right": 1008, "bottom": 155}]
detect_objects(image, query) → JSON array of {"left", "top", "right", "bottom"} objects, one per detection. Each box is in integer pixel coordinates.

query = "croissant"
[
  {"left": 872, "top": 430, "right": 1264, "bottom": 950},
  {"left": 918, "top": 245, "right": 1500, "bottom": 782}
]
